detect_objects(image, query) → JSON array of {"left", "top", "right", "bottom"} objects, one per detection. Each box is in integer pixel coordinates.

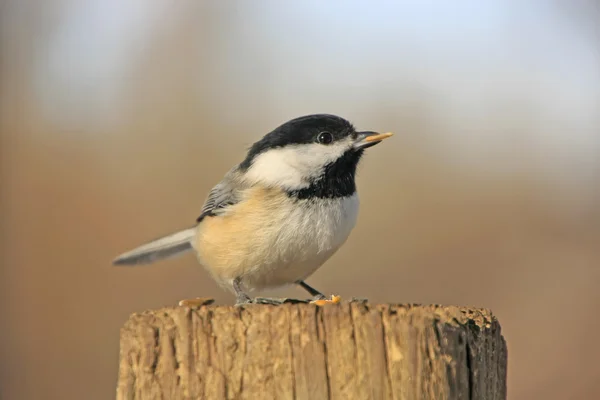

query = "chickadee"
[{"left": 113, "top": 114, "right": 393, "bottom": 305}]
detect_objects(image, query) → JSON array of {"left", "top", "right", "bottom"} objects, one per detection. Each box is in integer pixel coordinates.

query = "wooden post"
[{"left": 117, "top": 302, "right": 507, "bottom": 400}]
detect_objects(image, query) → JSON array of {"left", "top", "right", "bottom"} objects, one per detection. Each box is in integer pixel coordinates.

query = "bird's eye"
[{"left": 317, "top": 132, "right": 333, "bottom": 145}]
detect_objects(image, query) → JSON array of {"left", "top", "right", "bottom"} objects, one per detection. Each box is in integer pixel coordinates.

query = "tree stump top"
[{"left": 117, "top": 302, "right": 507, "bottom": 400}]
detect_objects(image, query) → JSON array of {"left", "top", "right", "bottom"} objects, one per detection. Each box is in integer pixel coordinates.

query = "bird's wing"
[{"left": 196, "top": 167, "right": 245, "bottom": 223}]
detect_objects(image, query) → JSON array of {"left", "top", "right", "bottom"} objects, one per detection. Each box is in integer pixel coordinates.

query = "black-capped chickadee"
[{"left": 113, "top": 114, "right": 393, "bottom": 305}]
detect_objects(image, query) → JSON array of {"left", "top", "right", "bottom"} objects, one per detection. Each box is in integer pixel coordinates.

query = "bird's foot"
[
  {"left": 178, "top": 295, "right": 357, "bottom": 307},
  {"left": 247, "top": 297, "right": 309, "bottom": 305},
  {"left": 178, "top": 297, "right": 215, "bottom": 308},
  {"left": 234, "top": 292, "right": 253, "bottom": 306},
  {"left": 310, "top": 294, "right": 342, "bottom": 306}
]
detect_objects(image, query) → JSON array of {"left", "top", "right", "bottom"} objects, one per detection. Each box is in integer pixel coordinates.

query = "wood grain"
[{"left": 117, "top": 303, "right": 507, "bottom": 400}]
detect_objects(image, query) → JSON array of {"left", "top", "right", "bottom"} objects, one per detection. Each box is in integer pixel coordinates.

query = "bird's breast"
[{"left": 193, "top": 186, "right": 359, "bottom": 290}]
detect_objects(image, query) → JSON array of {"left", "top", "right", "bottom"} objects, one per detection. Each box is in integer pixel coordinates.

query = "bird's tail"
[{"left": 112, "top": 227, "right": 196, "bottom": 265}]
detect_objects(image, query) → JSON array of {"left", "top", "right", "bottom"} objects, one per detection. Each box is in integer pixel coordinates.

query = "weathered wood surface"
[{"left": 117, "top": 302, "right": 507, "bottom": 400}]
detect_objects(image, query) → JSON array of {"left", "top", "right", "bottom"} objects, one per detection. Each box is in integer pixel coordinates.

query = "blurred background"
[{"left": 1, "top": 1, "right": 599, "bottom": 399}]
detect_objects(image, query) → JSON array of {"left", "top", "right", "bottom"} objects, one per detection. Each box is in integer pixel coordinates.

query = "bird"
[{"left": 113, "top": 114, "right": 393, "bottom": 306}]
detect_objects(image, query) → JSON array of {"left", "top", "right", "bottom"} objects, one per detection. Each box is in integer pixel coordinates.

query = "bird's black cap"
[{"left": 240, "top": 114, "right": 356, "bottom": 170}]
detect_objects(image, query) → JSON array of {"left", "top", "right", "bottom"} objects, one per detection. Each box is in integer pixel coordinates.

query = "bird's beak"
[{"left": 353, "top": 131, "right": 394, "bottom": 150}]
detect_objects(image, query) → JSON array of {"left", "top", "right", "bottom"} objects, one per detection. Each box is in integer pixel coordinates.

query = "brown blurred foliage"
[{"left": 1, "top": 2, "right": 599, "bottom": 399}]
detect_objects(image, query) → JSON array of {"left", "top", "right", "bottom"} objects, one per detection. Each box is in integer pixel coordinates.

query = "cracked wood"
[{"left": 117, "top": 303, "right": 507, "bottom": 400}]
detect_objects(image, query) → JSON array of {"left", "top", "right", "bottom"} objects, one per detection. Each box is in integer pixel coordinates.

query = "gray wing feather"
[{"left": 196, "top": 168, "right": 245, "bottom": 223}]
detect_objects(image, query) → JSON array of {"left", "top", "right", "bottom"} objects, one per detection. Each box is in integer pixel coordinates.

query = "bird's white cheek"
[
  {"left": 244, "top": 142, "right": 351, "bottom": 190},
  {"left": 244, "top": 147, "right": 306, "bottom": 189}
]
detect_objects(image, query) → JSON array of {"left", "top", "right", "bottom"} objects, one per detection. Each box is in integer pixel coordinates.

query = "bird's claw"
[{"left": 247, "top": 297, "right": 310, "bottom": 305}]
